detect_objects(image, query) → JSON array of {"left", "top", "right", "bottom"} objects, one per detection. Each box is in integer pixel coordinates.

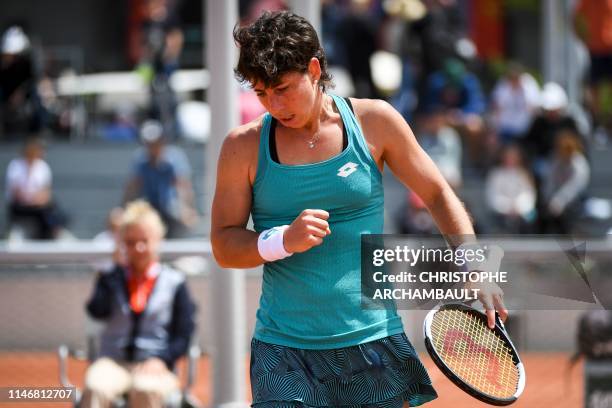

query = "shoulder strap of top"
[
  {"left": 255, "top": 113, "right": 272, "bottom": 181},
  {"left": 331, "top": 94, "right": 371, "bottom": 156},
  {"left": 344, "top": 96, "right": 354, "bottom": 113},
  {"left": 269, "top": 118, "right": 279, "bottom": 163}
]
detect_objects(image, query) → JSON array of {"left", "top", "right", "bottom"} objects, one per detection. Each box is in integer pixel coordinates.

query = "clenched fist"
[{"left": 283, "top": 209, "right": 332, "bottom": 253}]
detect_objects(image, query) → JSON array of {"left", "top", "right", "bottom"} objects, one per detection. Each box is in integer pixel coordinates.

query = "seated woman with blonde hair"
[{"left": 82, "top": 200, "right": 196, "bottom": 408}]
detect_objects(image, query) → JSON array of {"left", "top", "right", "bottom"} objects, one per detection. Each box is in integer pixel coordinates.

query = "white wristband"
[{"left": 257, "top": 225, "right": 293, "bottom": 262}]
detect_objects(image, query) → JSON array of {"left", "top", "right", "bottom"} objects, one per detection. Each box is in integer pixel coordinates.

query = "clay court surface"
[{"left": 0, "top": 352, "right": 583, "bottom": 408}]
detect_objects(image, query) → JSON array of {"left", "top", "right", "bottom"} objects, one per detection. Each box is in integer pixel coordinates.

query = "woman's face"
[
  {"left": 121, "top": 222, "right": 161, "bottom": 271},
  {"left": 253, "top": 59, "right": 321, "bottom": 128}
]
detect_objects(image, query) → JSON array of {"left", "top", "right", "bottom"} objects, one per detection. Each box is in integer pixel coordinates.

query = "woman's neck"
[
  {"left": 301, "top": 90, "right": 332, "bottom": 135},
  {"left": 130, "top": 260, "right": 156, "bottom": 278}
]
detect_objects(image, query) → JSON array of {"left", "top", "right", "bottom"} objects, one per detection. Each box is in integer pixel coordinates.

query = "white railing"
[
  {"left": 2, "top": 237, "right": 612, "bottom": 265},
  {"left": 55, "top": 69, "right": 210, "bottom": 96},
  {"left": 0, "top": 239, "right": 212, "bottom": 264}
]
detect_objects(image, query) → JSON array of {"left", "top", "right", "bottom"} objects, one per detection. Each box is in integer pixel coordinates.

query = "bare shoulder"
[
  {"left": 219, "top": 115, "right": 265, "bottom": 184},
  {"left": 346, "top": 98, "right": 406, "bottom": 160},
  {"left": 222, "top": 116, "right": 264, "bottom": 162},
  {"left": 223, "top": 115, "right": 263, "bottom": 154},
  {"left": 347, "top": 97, "right": 398, "bottom": 124}
]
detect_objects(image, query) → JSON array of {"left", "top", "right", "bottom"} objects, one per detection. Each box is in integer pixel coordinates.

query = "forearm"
[
  {"left": 211, "top": 226, "right": 265, "bottom": 269},
  {"left": 427, "top": 186, "right": 475, "bottom": 238}
]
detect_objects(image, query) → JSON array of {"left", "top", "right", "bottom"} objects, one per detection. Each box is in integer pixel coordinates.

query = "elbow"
[
  {"left": 210, "top": 234, "right": 232, "bottom": 268},
  {"left": 213, "top": 253, "right": 232, "bottom": 269}
]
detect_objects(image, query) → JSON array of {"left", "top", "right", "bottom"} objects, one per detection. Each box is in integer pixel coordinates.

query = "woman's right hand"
[{"left": 283, "top": 209, "right": 332, "bottom": 253}]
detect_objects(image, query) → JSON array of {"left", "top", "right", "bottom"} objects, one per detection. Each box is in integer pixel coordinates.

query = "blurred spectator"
[
  {"left": 539, "top": 131, "right": 590, "bottom": 234},
  {"left": 383, "top": 0, "right": 427, "bottom": 24},
  {"left": 100, "top": 104, "right": 139, "bottom": 142},
  {"left": 417, "top": 108, "right": 462, "bottom": 189},
  {"left": 337, "top": 0, "right": 380, "bottom": 98},
  {"left": 490, "top": 63, "right": 540, "bottom": 145},
  {"left": 390, "top": 60, "right": 418, "bottom": 122},
  {"left": 409, "top": 0, "right": 467, "bottom": 76},
  {"left": 0, "top": 26, "right": 43, "bottom": 138},
  {"left": 133, "top": 0, "right": 184, "bottom": 139},
  {"left": 93, "top": 207, "right": 125, "bottom": 243},
  {"left": 36, "top": 76, "right": 70, "bottom": 137},
  {"left": 383, "top": 0, "right": 426, "bottom": 122},
  {"left": 485, "top": 145, "right": 536, "bottom": 234},
  {"left": 322, "top": 0, "right": 350, "bottom": 67},
  {"left": 139, "top": 0, "right": 183, "bottom": 77},
  {"left": 4, "top": 138, "right": 69, "bottom": 240},
  {"left": 407, "top": 0, "right": 470, "bottom": 107},
  {"left": 124, "top": 120, "right": 198, "bottom": 238},
  {"left": 424, "top": 58, "right": 486, "bottom": 124},
  {"left": 423, "top": 58, "right": 486, "bottom": 168},
  {"left": 574, "top": 0, "right": 612, "bottom": 140},
  {"left": 522, "top": 82, "right": 584, "bottom": 179},
  {"left": 82, "top": 200, "right": 196, "bottom": 408}
]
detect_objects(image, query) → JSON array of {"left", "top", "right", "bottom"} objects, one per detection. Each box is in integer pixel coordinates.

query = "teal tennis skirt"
[{"left": 250, "top": 333, "right": 437, "bottom": 407}]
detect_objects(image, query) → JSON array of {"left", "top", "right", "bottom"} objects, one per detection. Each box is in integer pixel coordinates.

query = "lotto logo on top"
[{"left": 337, "top": 162, "right": 359, "bottom": 178}]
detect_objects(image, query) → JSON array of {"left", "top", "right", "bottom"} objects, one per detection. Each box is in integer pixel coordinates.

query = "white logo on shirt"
[{"left": 337, "top": 162, "right": 359, "bottom": 178}]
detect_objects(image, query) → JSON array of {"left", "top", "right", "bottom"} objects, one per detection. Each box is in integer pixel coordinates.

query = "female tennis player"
[{"left": 210, "top": 10, "right": 507, "bottom": 407}]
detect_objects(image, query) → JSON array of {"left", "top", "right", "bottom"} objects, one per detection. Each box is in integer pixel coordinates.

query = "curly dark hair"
[{"left": 233, "top": 11, "right": 333, "bottom": 91}]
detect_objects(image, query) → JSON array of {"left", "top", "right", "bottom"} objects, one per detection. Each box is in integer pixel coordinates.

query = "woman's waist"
[
  {"left": 254, "top": 307, "right": 403, "bottom": 349},
  {"left": 262, "top": 271, "right": 363, "bottom": 307}
]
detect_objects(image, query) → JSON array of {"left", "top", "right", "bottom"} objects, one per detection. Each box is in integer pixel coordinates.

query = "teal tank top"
[{"left": 252, "top": 94, "right": 403, "bottom": 349}]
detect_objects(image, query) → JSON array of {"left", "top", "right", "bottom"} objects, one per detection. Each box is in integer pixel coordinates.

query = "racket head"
[{"left": 423, "top": 303, "right": 526, "bottom": 406}]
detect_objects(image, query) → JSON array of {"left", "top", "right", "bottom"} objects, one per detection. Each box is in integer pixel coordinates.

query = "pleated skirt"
[{"left": 250, "top": 333, "right": 438, "bottom": 407}]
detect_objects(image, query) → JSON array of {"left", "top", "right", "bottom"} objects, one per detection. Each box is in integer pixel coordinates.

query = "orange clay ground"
[{"left": 0, "top": 352, "right": 583, "bottom": 408}]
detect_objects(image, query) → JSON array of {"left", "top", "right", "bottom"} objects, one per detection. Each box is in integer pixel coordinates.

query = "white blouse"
[{"left": 5, "top": 158, "right": 52, "bottom": 205}]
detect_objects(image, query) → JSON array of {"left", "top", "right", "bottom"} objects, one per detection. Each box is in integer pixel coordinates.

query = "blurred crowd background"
[
  {"left": 2, "top": 1, "right": 612, "bottom": 405},
  {"left": 1, "top": 0, "right": 612, "bottom": 241}
]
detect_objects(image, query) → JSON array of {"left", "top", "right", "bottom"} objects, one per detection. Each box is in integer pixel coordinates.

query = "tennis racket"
[{"left": 423, "top": 303, "right": 526, "bottom": 405}]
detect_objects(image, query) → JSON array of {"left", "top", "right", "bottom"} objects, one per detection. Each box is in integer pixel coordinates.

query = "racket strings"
[{"left": 431, "top": 310, "right": 519, "bottom": 399}]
